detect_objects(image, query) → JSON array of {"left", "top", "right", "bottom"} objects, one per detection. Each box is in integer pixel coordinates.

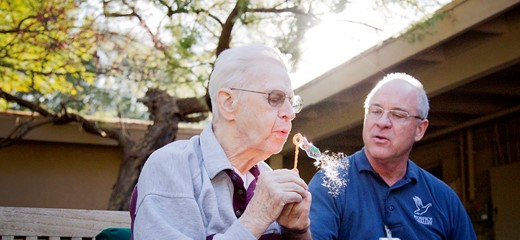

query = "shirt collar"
[
  {"left": 355, "top": 147, "right": 418, "bottom": 183},
  {"left": 200, "top": 123, "right": 234, "bottom": 179}
]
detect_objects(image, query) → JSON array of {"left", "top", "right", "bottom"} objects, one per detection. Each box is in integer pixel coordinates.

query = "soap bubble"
[
  {"left": 292, "top": 133, "right": 350, "bottom": 197},
  {"left": 314, "top": 151, "right": 349, "bottom": 197}
]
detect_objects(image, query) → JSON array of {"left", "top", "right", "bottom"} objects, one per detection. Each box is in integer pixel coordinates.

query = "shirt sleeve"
[
  {"left": 447, "top": 190, "right": 477, "bottom": 240},
  {"left": 309, "top": 170, "right": 342, "bottom": 240},
  {"left": 134, "top": 194, "right": 256, "bottom": 240},
  {"left": 134, "top": 194, "right": 204, "bottom": 240}
]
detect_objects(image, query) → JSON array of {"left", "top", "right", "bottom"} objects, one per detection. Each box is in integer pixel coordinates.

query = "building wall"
[
  {"left": 0, "top": 111, "right": 203, "bottom": 210},
  {"left": 0, "top": 141, "right": 122, "bottom": 210}
]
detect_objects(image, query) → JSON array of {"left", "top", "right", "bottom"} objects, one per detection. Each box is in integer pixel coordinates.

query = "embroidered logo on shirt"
[{"left": 412, "top": 196, "right": 433, "bottom": 225}]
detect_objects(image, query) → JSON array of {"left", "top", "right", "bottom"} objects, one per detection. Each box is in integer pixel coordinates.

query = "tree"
[
  {"left": 0, "top": 0, "right": 446, "bottom": 210},
  {"left": 0, "top": 0, "right": 347, "bottom": 210}
]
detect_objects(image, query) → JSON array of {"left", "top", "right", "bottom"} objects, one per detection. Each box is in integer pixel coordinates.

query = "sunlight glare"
[{"left": 291, "top": 0, "right": 451, "bottom": 89}]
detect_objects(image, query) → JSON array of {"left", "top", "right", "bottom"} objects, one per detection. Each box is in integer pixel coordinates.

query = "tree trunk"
[{"left": 107, "top": 88, "right": 181, "bottom": 210}]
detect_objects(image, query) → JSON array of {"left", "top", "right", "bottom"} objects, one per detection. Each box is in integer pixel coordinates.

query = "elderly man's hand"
[
  {"left": 239, "top": 169, "right": 308, "bottom": 238},
  {"left": 278, "top": 190, "right": 311, "bottom": 235}
]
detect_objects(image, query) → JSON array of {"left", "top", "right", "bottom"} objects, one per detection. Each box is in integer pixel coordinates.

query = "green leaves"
[
  {"left": 0, "top": 0, "right": 97, "bottom": 95},
  {"left": 1, "top": 0, "right": 375, "bottom": 119}
]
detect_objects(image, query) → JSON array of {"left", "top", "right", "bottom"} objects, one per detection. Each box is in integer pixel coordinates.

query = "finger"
[
  {"left": 301, "top": 191, "right": 312, "bottom": 213},
  {"left": 283, "top": 191, "right": 304, "bottom": 204},
  {"left": 266, "top": 180, "right": 308, "bottom": 200},
  {"left": 268, "top": 169, "right": 308, "bottom": 190},
  {"left": 280, "top": 203, "right": 296, "bottom": 218},
  {"left": 286, "top": 192, "right": 311, "bottom": 215},
  {"left": 278, "top": 193, "right": 312, "bottom": 230}
]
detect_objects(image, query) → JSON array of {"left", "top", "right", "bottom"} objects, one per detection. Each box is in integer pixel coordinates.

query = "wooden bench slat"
[{"left": 0, "top": 207, "right": 131, "bottom": 238}]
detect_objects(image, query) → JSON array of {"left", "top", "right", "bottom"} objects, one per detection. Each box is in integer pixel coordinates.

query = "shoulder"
[
  {"left": 312, "top": 151, "right": 355, "bottom": 181},
  {"left": 139, "top": 136, "right": 204, "bottom": 192},
  {"left": 413, "top": 165, "right": 451, "bottom": 191},
  {"left": 143, "top": 135, "right": 202, "bottom": 171},
  {"left": 411, "top": 163, "right": 463, "bottom": 205},
  {"left": 149, "top": 137, "right": 198, "bottom": 161},
  {"left": 309, "top": 154, "right": 352, "bottom": 198}
]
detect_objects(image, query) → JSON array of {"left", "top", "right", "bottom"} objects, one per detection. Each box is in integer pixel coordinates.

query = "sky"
[{"left": 291, "top": 0, "right": 451, "bottom": 89}]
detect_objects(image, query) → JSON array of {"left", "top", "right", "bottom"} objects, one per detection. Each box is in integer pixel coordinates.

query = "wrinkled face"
[
  {"left": 362, "top": 80, "right": 428, "bottom": 162},
  {"left": 233, "top": 60, "right": 296, "bottom": 155}
]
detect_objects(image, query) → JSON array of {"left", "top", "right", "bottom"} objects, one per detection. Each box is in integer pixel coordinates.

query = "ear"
[
  {"left": 414, "top": 119, "right": 429, "bottom": 142},
  {"left": 216, "top": 88, "right": 236, "bottom": 121}
]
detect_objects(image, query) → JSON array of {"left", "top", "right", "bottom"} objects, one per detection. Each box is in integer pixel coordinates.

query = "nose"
[
  {"left": 279, "top": 98, "right": 296, "bottom": 121},
  {"left": 375, "top": 111, "right": 392, "bottom": 127}
]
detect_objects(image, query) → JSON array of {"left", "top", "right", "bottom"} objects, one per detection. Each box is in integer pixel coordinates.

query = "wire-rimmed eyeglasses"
[
  {"left": 230, "top": 87, "right": 303, "bottom": 113},
  {"left": 365, "top": 105, "right": 424, "bottom": 123}
]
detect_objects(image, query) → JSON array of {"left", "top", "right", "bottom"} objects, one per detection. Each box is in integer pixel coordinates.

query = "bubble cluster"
[
  {"left": 292, "top": 133, "right": 350, "bottom": 197},
  {"left": 313, "top": 150, "right": 350, "bottom": 197}
]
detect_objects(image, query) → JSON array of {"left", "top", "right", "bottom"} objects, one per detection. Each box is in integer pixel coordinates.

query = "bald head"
[{"left": 364, "top": 73, "right": 429, "bottom": 119}]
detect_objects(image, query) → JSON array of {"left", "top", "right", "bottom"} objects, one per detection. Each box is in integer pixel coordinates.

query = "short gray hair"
[{"left": 208, "top": 45, "right": 289, "bottom": 119}]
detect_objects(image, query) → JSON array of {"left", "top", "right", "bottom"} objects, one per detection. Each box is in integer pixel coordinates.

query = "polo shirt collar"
[{"left": 355, "top": 147, "right": 418, "bottom": 183}]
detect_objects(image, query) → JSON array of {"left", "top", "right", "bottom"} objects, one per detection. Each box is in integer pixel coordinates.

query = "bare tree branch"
[
  {"left": 0, "top": 88, "right": 54, "bottom": 117},
  {"left": 216, "top": 0, "right": 244, "bottom": 55},
  {"left": 103, "top": 0, "right": 167, "bottom": 52},
  {"left": 0, "top": 117, "right": 53, "bottom": 148},
  {"left": 0, "top": 88, "right": 124, "bottom": 144},
  {"left": 249, "top": 6, "right": 306, "bottom": 15}
]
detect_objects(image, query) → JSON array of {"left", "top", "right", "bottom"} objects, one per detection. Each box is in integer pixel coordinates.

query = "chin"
[
  {"left": 366, "top": 145, "right": 391, "bottom": 159},
  {"left": 272, "top": 148, "right": 283, "bottom": 154},
  {"left": 266, "top": 143, "right": 284, "bottom": 155}
]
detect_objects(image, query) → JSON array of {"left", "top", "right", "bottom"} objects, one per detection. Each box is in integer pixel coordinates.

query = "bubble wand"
[{"left": 292, "top": 133, "right": 322, "bottom": 170}]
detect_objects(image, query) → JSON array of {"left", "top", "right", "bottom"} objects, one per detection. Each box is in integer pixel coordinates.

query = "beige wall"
[
  {"left": 0, "top": 110, "right": 203, "bottom": 210},
  {"left": 0, "top": 141, "right": 122, "bottom": 210}
]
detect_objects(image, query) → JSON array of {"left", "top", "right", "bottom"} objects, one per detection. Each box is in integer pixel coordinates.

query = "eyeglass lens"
[
  {"left": 367, "top": 105, "right": 420, "bottom": 121},
  {"left": 267, "top": 90, "right": 303, "bottom": 113},
  {"left": 230, "top": 88, "right": 303, "bottom": 113}
]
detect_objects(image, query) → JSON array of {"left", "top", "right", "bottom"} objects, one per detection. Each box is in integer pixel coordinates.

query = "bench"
[{"left": 0, "top": 206, "right": 131, "bottom": 240}]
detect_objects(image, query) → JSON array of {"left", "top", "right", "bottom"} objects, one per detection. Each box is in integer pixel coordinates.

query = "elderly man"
[
  {"left": 309, "top": 73, "right": 476, "bottom": 239},
  {"left": 132, "top": 45, "right": 311, "bottom": 239}
]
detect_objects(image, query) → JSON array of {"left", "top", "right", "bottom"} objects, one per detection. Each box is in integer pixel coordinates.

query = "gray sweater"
[{"left": 134, "top": 124, "right": 280, "bottom": 239}]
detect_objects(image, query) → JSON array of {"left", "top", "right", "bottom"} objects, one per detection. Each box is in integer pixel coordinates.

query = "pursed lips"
[
  {"left": 373, "top": 133, "right": 390, "bottom": 143},
  {"left": 274, "top": 128, "right": 291, "bottom": 138}
]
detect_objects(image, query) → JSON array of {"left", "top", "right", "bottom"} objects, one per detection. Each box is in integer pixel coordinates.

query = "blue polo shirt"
[{"left": 309, "top": 149, "right": 476, "bottom": 240}]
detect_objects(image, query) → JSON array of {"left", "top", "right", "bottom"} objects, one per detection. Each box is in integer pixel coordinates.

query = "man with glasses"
[
  {"left": 308, "top": 73, "right": 476, "bottom": 239},
  {"left": 132, "top": 45, "right": 311, "bottom": 239}
]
